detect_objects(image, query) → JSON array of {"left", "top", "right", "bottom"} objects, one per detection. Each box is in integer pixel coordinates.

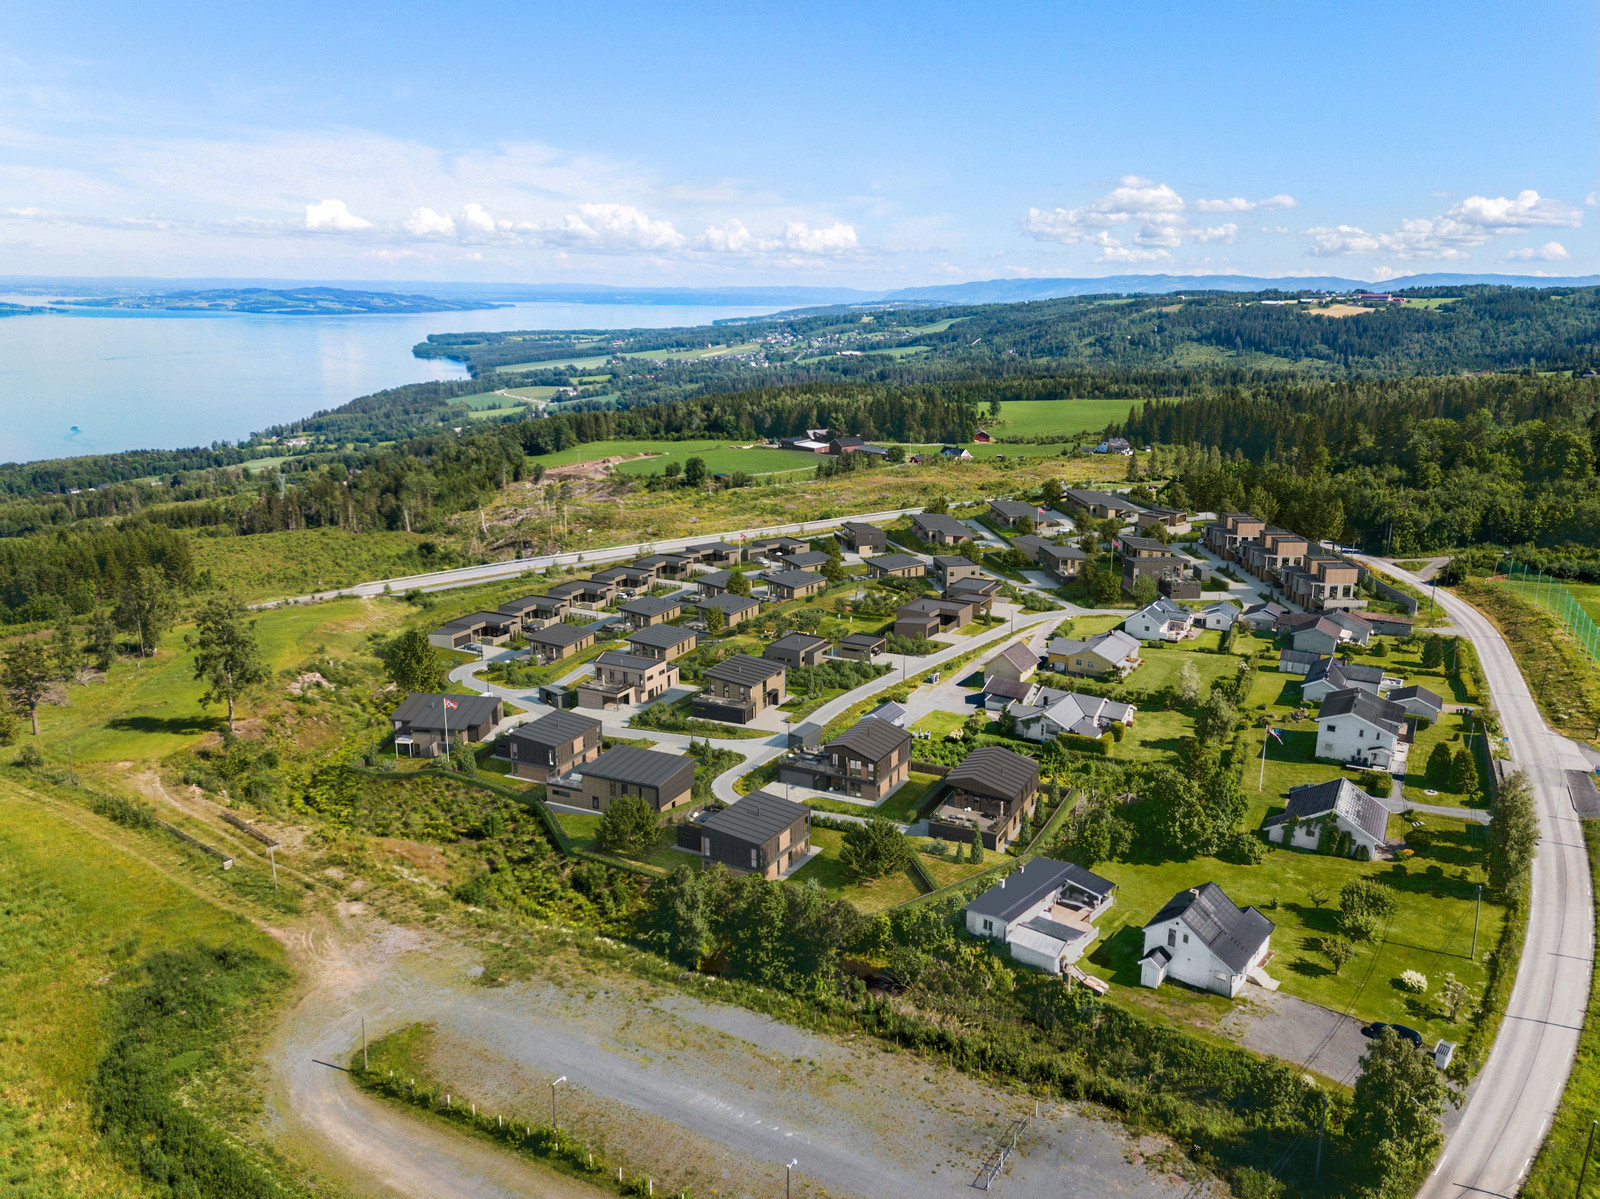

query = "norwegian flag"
[
  {"left": 1266, "top": 727, "right": 1284, "bottom": 744},
  {"left": 442, "top": 698, "right": 459, "bottom": 710}
]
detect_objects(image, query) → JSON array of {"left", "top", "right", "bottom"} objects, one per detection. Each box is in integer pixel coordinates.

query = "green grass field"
[
  {"left": 622, "top": 341, "right": 760, "bottom": 362},
  {"left": 527, "top": 437, "right": 820, "bottom": 478},
  {"left": 188, "top": 527, "right": 427, "bottom": 599},
  {"left": 788, "top": 827, "right": 924, "bottom": 912},
  {"left": 0, "top": 777, "right": 287, "bottom": 1193},
  {"left": 502, "top": 353, "right": 614, "bottom": 371},
  {"left": 555, "top": 810, "right": 696, "bottom": 872},
  {"left": 986, "top": 398, "right": 1143, "bottom": 440},
  {"left": 912, "top": 710, "right": 967, "bottom": 740}
]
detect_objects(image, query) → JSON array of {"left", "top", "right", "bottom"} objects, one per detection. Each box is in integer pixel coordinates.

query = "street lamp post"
[
  {"left": 551, "top": 1075, "right": 566, "bottom": 1129},
  {"left": 787, "top": 1159, "right": 798, "bottom": 1199}
]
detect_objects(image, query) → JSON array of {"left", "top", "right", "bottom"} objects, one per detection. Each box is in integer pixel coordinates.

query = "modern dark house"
[
  {"left": 576, "top": 650, "right": 679, "bottom": 708},
  {"left": 780, "top": 716, "right": 912, "bottom": 802},
  {"left": 928, "top": 746, "right": 1040, "bottom": 851},
  {"left": 692, "top": 654, "right": 787, "bottom": 724},
  {"left": 391, "top": 693, "right": 504, "bottom": 758},
  {"left": 525, "top": 622, "right": 596, "bottom": 664},
  {"left": 619, "top": 595, "right": 684, "bottom": 629},
  {"left": 764, "top": 631, "right": 830, "bottom": 669},
  {"left": 547, "top": 745, "right": 697, "bottom": 815},
  {"left": 696, "top": 592, "right": 761, "bottom": 628},
  {"left": 835, "top": 631, "right": 886, "bottom": 660},
  {"left": 496, "top": 595, "right": 549, "bottom": 627},
  {"left": 494, "top": 709, "right": 602, "bottom": 782},
  {"left": 678, "top": 790, "right": 811, "bottom": 878},
  {"left": 932, "top": 555, "right": 986, "bottom": 588},
  {"left": 428, "top": 610, "right": 520, "bottom": 650},
  {"left": 694, "top": 569, "right": 738, "bottom": 594},
  {"left": 865, "top": 553, "right": 927, "bottom": 579},
  {"left": 764, "top": 569, "right": 827, "bottom": 601},
  {"left": 945, "top": 576, "right": 1000, "bottom": 612},
  {"left": 783, "top": 551, "right": 833, "bottom": 572},
  {"left": 911, "top": 511, "right": 972, "bottom": 546},
  {"left": 688, "top": 541, "right": 743, "bottom": 566},
  {"left": 893, "top": 597, "right": 974, "bottom": 640},
  {"left": 837, "top": 521, "right": 889, "bottom": 555},
  {"left": 623, "top": 624, "right": 698, "bottom": 662}
]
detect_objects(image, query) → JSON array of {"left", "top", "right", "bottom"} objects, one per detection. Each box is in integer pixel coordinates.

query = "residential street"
[{"left": 1353, "top": 556, "right": 1596, "bottom": 1199}]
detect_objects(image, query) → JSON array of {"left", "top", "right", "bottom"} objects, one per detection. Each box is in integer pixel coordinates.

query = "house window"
[
  {"left": 983, "top": 918, "right": 993, "bottom": 932},
  {"left": 1326, "top": 723, "right": 1336, "bottom": 732},
  {"left": 592, "top": 797, "right": 601, "bottom": 810},
  {"left": 1167, "top": 928, "right": 1176, "bottom": 948},
  {"left": 1183, "top": 933, "right": 1190, "bottom": 944},
  {"left": 750, "top": 848, "right": 758, "bottom": 869}
]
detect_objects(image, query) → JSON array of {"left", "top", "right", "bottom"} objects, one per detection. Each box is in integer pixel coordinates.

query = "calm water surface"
[{"left": 0, "top": 302, "right": 780, "bottom": 464}]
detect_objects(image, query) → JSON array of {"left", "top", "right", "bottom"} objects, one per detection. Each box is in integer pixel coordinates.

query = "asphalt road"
[
  {"left": 257, "top": 506, "right": 930, "bottom": 606},
  {"left": 1354, "top": 557, "right": 1595, "bottom": 1199}
]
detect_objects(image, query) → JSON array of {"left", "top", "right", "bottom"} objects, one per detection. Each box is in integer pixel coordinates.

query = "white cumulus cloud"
[
  {"left": 1506, "top": 241, "right": 1571, "bottom": 262},
  {"left": 783, "top": 220, "right": 858, "bottom": 254},
  {"left": 1023, "top": 176, "right": 1285, "bottom": 261},
  {"left": 551, "top": 202, "right": 686, "bottom": 251},
  {"left": 1307, "top": 190, "right": 1583, "bottom": 260},
  {"left": 304, "top": 198, "right": 371, "bottom": 231},
  {"left": 1192, "top": 223, "right": 1239, "bottom": 244},
  {"left": 1194, "top": 193, "right": 1298, "bottom": 213},
  {"left": 403, "top": 207, "right": 456, "bottom": 236},
  {"left": 462, "top": 202, "right": 497, "bottom": 233},
  {"left": 700, "top": 218, "right": 766, "bottom": 253}
]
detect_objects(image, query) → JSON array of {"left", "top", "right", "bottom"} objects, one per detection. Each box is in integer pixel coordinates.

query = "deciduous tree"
[
  {"left": 3, "top": 641, "right": 53, "bottom": 735},
  {"left": 114, "top": 566, "right": 177, "bottom": 657},
  {"left": 187, "top": 597, "right": 269, "bottom": 732},
  {"left": 1348, "top": 1029, "right": 1447, "bottom": 1193},
  {"left": 597, "top": 793, "right": 658, "bottom": 854},
  {"left": 1487, "top": 769, "right": 1538, "bottom": 896},
  {"left": 382, "top": 629, "right": 446, "bottom": 693},
  {"left": 840, "top": 817, "right": 910, "bottom": 881}
]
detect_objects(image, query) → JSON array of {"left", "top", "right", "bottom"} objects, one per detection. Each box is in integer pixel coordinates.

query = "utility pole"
[
  {"left": 1472, "top": 884, "right": 1483, "bottom": 960},
  {"left": 551, "top": 1075, "right": 566, "bottom": 1129},
  {"left": 1577, "top": 1119, "right": 1597, "bottom": 1197},
  {"left": 268, "top": 845, "right": 278, "bottom": 890},
  {"left": 1314, "top": 1092, "right": 1328, "bottom": 1182},
  {"left": 362, "top": 1016, "right": 368, "bottom": 1070},
  {"left": 787, "top": 1159, "right": 798, "bottom": 1199}
]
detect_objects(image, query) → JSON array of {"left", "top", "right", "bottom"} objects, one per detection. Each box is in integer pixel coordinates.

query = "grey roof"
[
  {"left": 947, "top": 746, "right": 1040, "bottom": 803},
  {"left": 701, "top": 790, "right": 809, "bottom": 845},
  {"left": 946, "top": 576, "right": 1000, "bottom": 596},
  {"left": 784, "top": 551, "right": 833, "bottom": 570},
  {"left": 593, "top": 650, "right": 666, "bottom": 670},
  {"left": 1263, "top": 778, "right": 1391, "bottom": 844},
  {"left": 1019, "top": 917, "right": 1090, "bottom": 946},
  {"left": 840, "top": 631, "right": 886, "bottom": 648},
  {"left": 1305, "top": 658, "right": 1386, "bottom": 688},
  {"left": 1279, "top": 648, "right": 1325, "bottom": 669},
  {"left": 526, "top": 623, "right": 592, "bottom": 648},
  {"left": 620, "top": 595, "right": 683, "bottom": 617},
  {"left": 965, "top": 858, "right": 1116, "bottom": 923},
  {"left": 865, "top": 700, "right": 907, "bottom": 724},
  {"left": 497, "top": 595, "right": 546, "bottom": 617},
  {"left": 1049, "top": 629, "right": 1140, "bottom": 665},
  {"left": 840, "top": 521, "right": 887, "bottom": 540},
  {"left": 704, "top": 653, "right": 786, "bottom": 686},
  {"left": 764, "top": 569, "right": 826, "bottom": 589},
  {"left": 1390, "top": 684, "right": 1444, "bottom": 710},
  {"left": 933, "top": 554, "right": 980, "bottom": 569},
  {"left": 911, "top": 511, "right": 972, "bottom": 539},
  {"left": 866, "top": 553, "right": 925, "bottom": 573},
  {"left": 981, "top": 677, "right": 1034, "bottom": 700},
  {"left": 769, "top": 631, "right": 829, "bottom": 653},
  {"left": 689, "top": 541, "right": 741, "bottom": 556},
  {"left": 582, "top": 745, "right": 696, "bottom": 789},
  {"left": 632, "top": 554, "right": 673, "bottom": 570},
  {"left": 625, "top": 624, "right": 698, "bottom": 651},
  {"left": 392, "top": 692, "right": 502, "bottom": 732},
  {"left": 1015, "top": 536, "right": 1087, "bottom": 561},
  {"left": 826, "top": 715, "right": 911, "bottom": 762},
  {"left": 507, "top": 709, "right": 601, "bottom": 748},
  {"left": 697, "top": 593, "right": 761, "bottom": 615},
  {"left": 992, "top": 641, "right": 1038, "bottom": 673},
  {"left": 1065, "top": 488, "right": 1143, "bottom": 512},
  {"left": 546, "top": 580, "right": 591, "bottom": 598},
  {"left": 990, "top": 499, "right": 1046, "bottom": 520},
  {"left": 696, "top": 569, "right": 735, "bottom": 589},
  {"left": 1145, "top": 883, "right": 1275, "bottom": 975},
  {"left": 898, "top": 597, "right": 971, "bottom": 617},
  {"left": 1319, "top": 687, "right": 1406, "bottom": 733},
  {"left": 1120, "top": 534, "right": 1169, "bottom": 555}
]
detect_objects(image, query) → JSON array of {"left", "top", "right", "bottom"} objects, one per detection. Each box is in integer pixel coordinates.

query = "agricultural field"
[
  {"left": 622, "top": 341, "right": 761, "bottom": 361},
  {"left": 502, "top": 353, "right": 614, "bottom": 371},
  {"left": 527, "top": 437, "right": 815, "bottom": 478},
  {"left": 986, "top": 398, "right": 1144, "bottom": 440}
]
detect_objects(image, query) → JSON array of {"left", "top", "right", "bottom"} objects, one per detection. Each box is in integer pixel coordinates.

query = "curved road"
[{"left": 1353, "top": 557, "right": 1595, "bottom": 1199}]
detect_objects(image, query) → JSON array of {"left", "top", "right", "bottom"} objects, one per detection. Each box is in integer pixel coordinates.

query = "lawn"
[
  {"left": 1112, "top": 708, "right": 1196, "bottom": 764},
  {"left": 187, "top": 526, "right": 427, "bottom": 599},
  {"left": 0, "top": 776, "right": 288, "bottom": 1192},
  {"left": 1404, "top": 711, "right": 1487, "bottom": 808},
  {"left": 556, "top": 810, "right": 698, "bottom": 873},
  {"left": 1083, "top": 815, "right": 1504, "bottom": 1051},
  {"left": 526, "top": 437, "right": 817, "bottom": 479},
  {"left": 787, "top": 826, "right": 924, "bottom": 913},
  {"left": 804, "top": 770, "right": 945, "bottom": 824},
  {"left": 1121, "top": 638, "right": 1244, "bottom": 695},
  {"left": 987, "top": 399, "right": 1143, "bottom": 441},
  {"left": 502, "top": 352, "right": 615, "bottom": 371},
  {"left": 913, "top": 710, "right": 968, "bottom": 740}
]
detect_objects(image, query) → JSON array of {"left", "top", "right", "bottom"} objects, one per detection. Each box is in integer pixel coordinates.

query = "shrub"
[
  {"left": 839, "top": 817, "right": 910, "bottom": 881},
  {"left": 13, "top": 743, "right": 42, "bottom": 769},
  {"left": 596, "top": 794, "right": 658, "bottom": 854},
  {"left": 1317, "top": 937, "right": 1355, "bottom": 974},
  {"left": 1400, "top": 970, "right": 1429, "bottom": 993},
  {"left": 1357, "top": 769, "right": 1393, "bottom": 797},
  {"left": 1218, "top": 831, "right": 1267, "bottom": 864}
]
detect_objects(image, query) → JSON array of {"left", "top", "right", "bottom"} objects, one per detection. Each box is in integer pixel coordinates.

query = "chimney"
[{"left": 1189, "top": 887, "right": 1200, "bottom": 898}]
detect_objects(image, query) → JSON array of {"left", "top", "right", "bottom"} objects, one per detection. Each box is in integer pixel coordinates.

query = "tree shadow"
[
  {"left": 1287, "top": 957, "right": 1332, "bottom": 978},
  {"left": 1284, "top": 903, "right": 1340, "bottom": 934},
  {"left": 106, "top": 714, "right": 219, "bottom": 736},
  {"left": 1089, "top": 924, "right": 1149, "bottom": 987}
]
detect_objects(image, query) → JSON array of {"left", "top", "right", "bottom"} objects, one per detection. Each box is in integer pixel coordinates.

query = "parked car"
[{"left": 1361, "top": 1022, "right": 1423, "bottom": 1048}]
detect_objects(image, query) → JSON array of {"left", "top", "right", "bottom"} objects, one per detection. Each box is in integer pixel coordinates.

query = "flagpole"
[
  {"left": 1258, "top": 727, "right": 1268, "bottom": 791},
  {"left": 443, "top": 697, "right": 450, "bottom": 763}
]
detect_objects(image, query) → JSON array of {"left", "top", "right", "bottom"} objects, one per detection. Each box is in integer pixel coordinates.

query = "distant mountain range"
[{"left": 2, "top": 272, "right": 1596, "bottom": 315}]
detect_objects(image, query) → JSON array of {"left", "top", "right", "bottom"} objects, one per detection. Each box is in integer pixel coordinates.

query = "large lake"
[{"left": 0, "top": 301, "right": 782, "bottom": 465}]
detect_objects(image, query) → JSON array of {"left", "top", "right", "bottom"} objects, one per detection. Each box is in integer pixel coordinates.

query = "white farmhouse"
[
  {"left": 1139, "top": 883, "right": 1275, "bottom": 998},
  {"left": 1261, "top": 778, "right": 1391, "bottom": 856},
  {"left": 1123, "top": 597, "right": 1195, "bottom": 643},
  {"left": 1195, "top": 600, "right": 1240, "bottom": 631},
  {"left": 1300, "top": 658, "right": 1401, "bottom": 704},
  {"left": 964, "top": 858, "right": 1118, "bottom": 975},
  {"left": 1315, "top": 687, "right": 1408, "bottom": 770}
]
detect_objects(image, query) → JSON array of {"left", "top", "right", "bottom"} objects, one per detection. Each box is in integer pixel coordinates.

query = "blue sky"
[{"left": 1, "top": 1, "right": 1593, "bottom": 286}]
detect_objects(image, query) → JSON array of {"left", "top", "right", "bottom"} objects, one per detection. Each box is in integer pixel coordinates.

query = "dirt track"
[{"left": 265, "top": 911, "right": 1213, "bottom": 1199}]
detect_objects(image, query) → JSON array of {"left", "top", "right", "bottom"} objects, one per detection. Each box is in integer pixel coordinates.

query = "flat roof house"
[
  {"left": 694, "top": 569, "right": 737, "bottom": 594},
  {"left": 1063, "top": 488, "right": 1143, "bottom": 520},
  {"left": 695, "top": 592, "right": 761, "bottom": 628},
  {"left": 836, "top": 631, "right": 886, "bottom": 661},
  {"left": 945, "top": 576, "right": 1000, "bottom": 612},
  {"left": 524, "top": 594, "right": 572, "bottom": 620},
  {"left": 692, "top": 654, "right": 787, "bottom": 724},
  {"left": 932, "top": 555, "right": 986, "bottom": 588},
  {"left": 497, "top": 595, "right": 549, "bottom": 625},
  {"left": 623, "top": 624, "right": 698, "bottom": 662},
  {"left": 525, "top": 622, "right": 596, "bottom": 664},
  {"left": 679, "top": 790, "right": 810, "bottom": 879},
  {"left": 547, "top": 745, "right": 697, "bottom": 815},
  {"left": 911, "top": 511, "right": 972, "bottom": 546},
  {"left": 428, "top": 615, "right": 491, "bottom": 651},
  {"left": 1201, "top": 512, "right": 1267, "bottom": 561},
  {"left": 780, "top": 715, "right": 912, "bottom": 802},
  {"left": 928, "top": 746, "right": 1041, "bottom": 851},
  {"left": 864, "top": 553, "right": 927, "bottom": 579},
  {"left": 1262, "top": 778, "right": 1390, "bottom": 857},
  {"left": 764, "top": 631, "right": 830, "bottom": 669},
  {"left": 1045, "top": 629, "right": 1142, "bottom": 678},
  {"left": 494, "top": 709, "right": 601, "bottom": 781},
  {"left": 1014, "top": 536, "right": 1088, "bottom": 579},
  {"left": 965, "top": 858, "right": 1117, "bottom": 973},
  {"left": 619, "top": 595, "right": 684, "bottom": 629},
  {"left": 1136, "top": 506, "right": 1191, "bottom": 534},
  {"left": 1139, "top": 883, "right": 1274, "bottom": 998},
  {"left": 688, "top": 541, "right": 742, "bottom": 566},
  {"left": 763, "top": 569, "right": 826, "bottom": 602},
  {"left": 893, "top": 597, "right": 974, "bottom": 640},
  {"left": 577, "top": 650, "right": 679, "bottom": 709},
  {"left": 784, "top": 551, "right": 833, "bottom": 572},
  {"left": 988, "top": 498, "right": 1054, "bottom": 530},
  {"left": 744, "top": 535, "right": 808, "bottom": 561},
  {"left": 547, "top": 578, "right": 614, "bottom": 605},
  {"left": 837, "top": 522, "right": 889, "bottom": 555},
  {"left": 391, "top": 693, "right": 503, "bottom": 758}
]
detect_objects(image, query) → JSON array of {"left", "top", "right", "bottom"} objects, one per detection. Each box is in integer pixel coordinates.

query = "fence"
[{"left": 1496, "top": 559, "right": 1600, "bottom": 669}]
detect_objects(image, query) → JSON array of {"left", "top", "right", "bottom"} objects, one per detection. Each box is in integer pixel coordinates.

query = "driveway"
[{"left": 1220, "top": 989, "right": 1371, "bottom": 1086}]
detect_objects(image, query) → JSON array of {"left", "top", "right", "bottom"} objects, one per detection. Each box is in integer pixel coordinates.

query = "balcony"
[{"left": 691, "top": 696, "right": 757, "bottom": 724}]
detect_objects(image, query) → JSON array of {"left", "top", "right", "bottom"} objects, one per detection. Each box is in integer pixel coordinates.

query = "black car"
[{"left": 1361, "top": 1022, "right": 1424, "bottom": 1048}]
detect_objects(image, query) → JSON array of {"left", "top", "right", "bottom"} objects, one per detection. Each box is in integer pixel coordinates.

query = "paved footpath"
[{"left": 1351, "top": 556, "right": 1596, "bottom": 1199}]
